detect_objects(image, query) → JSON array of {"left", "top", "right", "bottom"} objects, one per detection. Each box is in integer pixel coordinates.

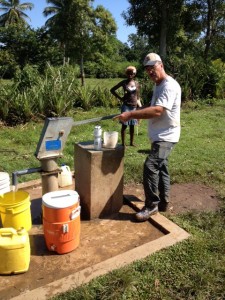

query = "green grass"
[
  {"left": 0, "top": 78, "right": 121, "bottom": 90},
  {"left": 0, "top": 79, "right": 12, "bottom": 85},
  {"left": 0, "top": 100, "right": 224, "bottom": 300},
  {"left": 85, "top": 78, "right": 124, "bottom": 90}
]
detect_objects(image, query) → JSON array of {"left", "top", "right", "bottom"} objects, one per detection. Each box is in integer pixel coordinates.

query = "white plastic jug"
[
  {"left": 58, "top": 165, "right": 73, "bottom": 188},
  {"left": 103, "top": 131, "right": 118, "bottom": 149}
]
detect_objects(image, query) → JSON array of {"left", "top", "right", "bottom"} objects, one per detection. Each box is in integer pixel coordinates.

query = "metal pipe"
[{"left": 12, "top": 167, "right": 42, "bottom": 190}]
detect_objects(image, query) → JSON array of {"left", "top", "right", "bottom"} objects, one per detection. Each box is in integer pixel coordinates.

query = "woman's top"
[{"left": 110, "top": 79, "right": 140, "bottom": 108}]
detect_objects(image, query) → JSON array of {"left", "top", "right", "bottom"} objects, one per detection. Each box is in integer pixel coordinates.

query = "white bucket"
[
  {"left": 103, "top": 131, "right": 118, "bottom": 149},
  {"left": 0, "top": 173, "right": 10, "bottom": 195},
  {"left": 58, "top": 165, "right": 73, "bottom": 188}
]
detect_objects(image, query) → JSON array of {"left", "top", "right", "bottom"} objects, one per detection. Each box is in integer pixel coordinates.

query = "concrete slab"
[{"left": 0, "top": 179, "right": 190, "bottom": 300}]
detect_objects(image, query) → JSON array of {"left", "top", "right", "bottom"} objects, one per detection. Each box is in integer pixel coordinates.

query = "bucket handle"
[
  {"left": 62, "top": 224, "right": 69, "bottom": 233},
  {"left": 65, "top": 166, "right": 70, "bottom": 172},
  {"left": 0, "top": 228, "right": 17, "bottom": 237},
  {"left": 70, "top": 206, "right": 81, "bottom": 220},
  {"left": 5, "top": 208, "right": 14, "bottom": 214},
  {"left": 60, "top": 165, "right": 71, "bottom": 173}
]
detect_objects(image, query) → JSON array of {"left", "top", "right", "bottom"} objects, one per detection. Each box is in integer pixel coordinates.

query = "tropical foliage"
[
  {"left": 43, "top": 0, "right": 118, "bottom": 84},
  {"left": 123, "top": 0, "right": 225, "bottom": 61},
  {"left": 0, "top": 65, "right": 120, "bottom": 125},
  {"left": 0, "top": 0, "right": 224, "bottom": 124},
  {"left": 0, "top": 0, "right": 34, "bottom": 26}
]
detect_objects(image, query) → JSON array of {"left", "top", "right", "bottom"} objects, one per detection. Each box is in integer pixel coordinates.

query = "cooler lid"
[{"left": 42, "top": 190, "right": 79, "bottom": 209}]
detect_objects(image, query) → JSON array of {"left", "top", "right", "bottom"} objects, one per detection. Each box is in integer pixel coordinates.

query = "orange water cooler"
[{"left": 42, "top": 190, "right": 81, "bottom": 254}]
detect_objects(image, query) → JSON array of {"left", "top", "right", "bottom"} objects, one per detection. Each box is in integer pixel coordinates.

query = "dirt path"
[{"left": 124, "top": 182, "right": 220, "bottom": 214}]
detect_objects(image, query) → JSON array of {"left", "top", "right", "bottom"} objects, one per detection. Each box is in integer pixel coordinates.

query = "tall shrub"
[
  {"left": 211, "top": 59, "right": 225, "bottom": 99},
  {"left": 41, "top": 64, "right": 79, "bottom": 116},
  {"left": 166, "top": 55, "right": 224, "bottom": 101},
  {"left": 0, "top": 64, "right": 80, "bottom": 125}
]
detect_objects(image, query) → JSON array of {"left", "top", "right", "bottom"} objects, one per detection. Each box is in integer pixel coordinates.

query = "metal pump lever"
[{"left": 72, "top": 114, "right": 118, "bottom": 126}]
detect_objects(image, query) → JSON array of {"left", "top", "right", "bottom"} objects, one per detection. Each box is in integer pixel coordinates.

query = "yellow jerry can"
[{"left": 0, "top": 227, "right": 30, "bottom": 275}]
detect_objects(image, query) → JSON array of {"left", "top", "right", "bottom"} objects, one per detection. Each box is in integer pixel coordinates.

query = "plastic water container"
[
  {"left": 94, "top": 125, "right": 102, "bottom": 150},
  {"left": 0, "top": 191, "right": 32, "bottom": 231},
  {"left": 58, "top": 165, "right": 73, "bottom": 188},
  {"left": 0, "top": 227, "right": 30, "bottom": 274},
  {"left": 0, "top": 172, "right": 10, "bottom": 194},
  {"left": 103, "top": 131, "right": 118, "bottom": 149},
  {"left": 42, "top": 190, "right": 81, "bottom": 254}
]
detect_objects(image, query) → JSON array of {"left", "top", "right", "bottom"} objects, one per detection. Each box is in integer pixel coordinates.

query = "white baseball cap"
[{"left": 143, "top": 53, "right": 162, "bottom": 66}]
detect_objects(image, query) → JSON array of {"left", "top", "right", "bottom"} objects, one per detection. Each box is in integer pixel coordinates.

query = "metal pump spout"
[{"left": 12, "top": 167, "right": 42, "bottom": 191}]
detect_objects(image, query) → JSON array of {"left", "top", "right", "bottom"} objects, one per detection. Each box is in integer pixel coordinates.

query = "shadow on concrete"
[{"left": 30, "top": 198, "right": 42, "bottom": 225}]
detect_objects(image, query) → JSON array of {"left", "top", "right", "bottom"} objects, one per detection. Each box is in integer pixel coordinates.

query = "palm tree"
[
  {"left": 43, "top": 0, "right": 63, "bottom": 28},
  {"left": 43, "top": 0, "right": 70, "bottom": 65},
  {"left": 0, "top": 0, "right": 34, "bottom": 27}
]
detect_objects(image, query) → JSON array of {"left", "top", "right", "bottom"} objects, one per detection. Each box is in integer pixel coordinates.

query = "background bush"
[
  {"left": 0, "top": 57, "right": 224, "bottom": 126},
  {"left": 0, "top": 64, "right": 122, "bottom": 125}
]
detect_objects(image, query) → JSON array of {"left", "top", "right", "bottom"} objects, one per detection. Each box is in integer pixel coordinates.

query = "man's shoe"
[
  {"left": 135, "top": 205, "right": 158, "bottom": 222},
  {"left": 158, "top": 201, "right": 169, "bottom": 212}
]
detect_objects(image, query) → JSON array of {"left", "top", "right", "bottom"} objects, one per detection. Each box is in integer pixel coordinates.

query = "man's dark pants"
[{"left": 143, "top": 141, "right": 176, "bottom": 208}]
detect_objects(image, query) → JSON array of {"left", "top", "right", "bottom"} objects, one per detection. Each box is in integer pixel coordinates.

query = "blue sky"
[{"left": 26, "top": 0, "right": 136, "bottom": 43}]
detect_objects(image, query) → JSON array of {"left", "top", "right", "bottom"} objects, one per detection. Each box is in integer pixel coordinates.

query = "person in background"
[
  {"left": 110, "top": 66, "right": 141, "bottom": 147},
  {"left": 114, "top": 53, "right": 181, "bottom": 221}
]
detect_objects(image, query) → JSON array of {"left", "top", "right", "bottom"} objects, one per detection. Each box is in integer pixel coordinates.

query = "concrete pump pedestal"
[
  {"left": 74, "top": 142, "right": 124, "bottom": 220},
  {"left": 40, "top": 159, "right": 59, "bottom": 195}
]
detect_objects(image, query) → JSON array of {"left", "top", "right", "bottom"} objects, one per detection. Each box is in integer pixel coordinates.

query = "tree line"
[{"left": 0, "top": 0, "right": 224, "bottom": 102}]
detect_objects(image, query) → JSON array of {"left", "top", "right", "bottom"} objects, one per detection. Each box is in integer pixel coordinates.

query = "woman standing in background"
[{"left": 110, "top": 66, "right": 141, "bottom": 147}]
